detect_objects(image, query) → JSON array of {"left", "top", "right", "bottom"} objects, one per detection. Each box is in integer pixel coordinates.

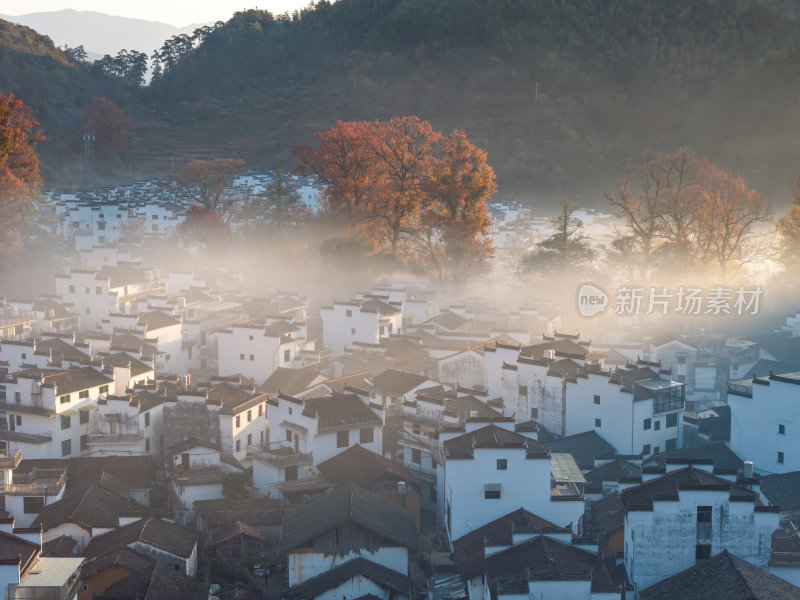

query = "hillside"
[
  {"left": 5, "top": 1, "right": 800, "bottom": 205},
  {"left": 133, "top": 0, "right": 800, "bottom": 206},
  {"left": 0, "top": 18, "right": 135, "bottom": 183}
]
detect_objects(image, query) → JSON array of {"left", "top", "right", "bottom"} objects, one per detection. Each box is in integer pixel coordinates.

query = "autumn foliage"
[
  {"left": 0, "top": 91, "right": 44, "bottom": 262},
  {"left": 174, "top": 158, "right": 245, "bottom": 213},
  {"left": 84, "top": 96, "right": 131, "bottom": 150},
  {"left": 293, "top": 117, "right": 496, "bottom": 285},
  {"left": 606, "top": 149, "right": 771, "bottom": 280}
]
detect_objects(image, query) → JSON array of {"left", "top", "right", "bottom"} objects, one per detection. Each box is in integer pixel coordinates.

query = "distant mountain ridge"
[{"left": 0, "top": 9, "right": 206, "bottom": 57}]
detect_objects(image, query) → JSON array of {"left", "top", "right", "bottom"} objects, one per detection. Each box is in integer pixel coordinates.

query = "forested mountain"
[
  {"left": 0, "top": 19, "right": 137, "bottom": 181},
  {"left": 5, "top": 0, "right": 800, "bottom": 202}
]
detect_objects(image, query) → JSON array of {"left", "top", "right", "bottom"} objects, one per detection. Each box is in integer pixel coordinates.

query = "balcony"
[
  {"left": 0, "top": 400, "right": 55, "bottom": 418},
  {"left": 0, "top": 429, "right": 53, "bottom": 445},
  {"left": 247, "top": 441, "right": 312, "bottom": 468},
  {"left": 0, "top": 447, "right": 21, "bottom": 469},
  {"left": 7, "top": 468, "right": 66, "bottom": 496},
  {"left": 87, "top": 431, "right": 144, "bottom": 445}
]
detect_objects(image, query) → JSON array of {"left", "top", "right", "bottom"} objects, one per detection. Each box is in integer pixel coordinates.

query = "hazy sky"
[{"left": 1, "top": 1, "right": 315, "bottom": 27}]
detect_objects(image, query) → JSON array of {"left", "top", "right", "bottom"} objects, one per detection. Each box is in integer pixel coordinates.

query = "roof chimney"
[{"left": 743, "top": 461, "right": 754, "bottom": 479}]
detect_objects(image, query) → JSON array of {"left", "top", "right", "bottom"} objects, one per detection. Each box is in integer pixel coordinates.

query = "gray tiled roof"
[
  {"left": 279, "top": 484, "right": 417, "bottom": 552},
  {"left": 639, "top": 550, "right": 800, "bottom": 600}
]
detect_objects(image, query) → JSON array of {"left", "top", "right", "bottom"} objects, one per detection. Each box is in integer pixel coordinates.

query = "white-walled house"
[
  {"left": 217, "top": 321, "right": 301, "bottom": 384},
  {"left": 279, "top": 484, "right": 417, "bottom": 600},
  {"left": 0, "top": 366, "right": 114, "bottom": 459},
  {"left": 87, "top": 391, "right": 164, "bottom": 458},
  {"left": 439, "top": 423, "right": 585, "bottom": 542},
  {"left": 83, "top": 516, "right": 198, "bottom": 576},
  {"left": 321, "top": 298, "right": 403, "bottom": 357},
  {"left": 166, "top": 439, "right": 244, "bottom": 525},
  {"left": 268, "top": 392, "right": 384, "bottom": 467},
  {"left": 503, "top": 354, "right": 685, "bottom": 457},
  {"left": 0, "top": 523, "right": 83, "bottom": 600},
  {"left": 729, "top": 373, "right": 800, "bottom": 475},
  {"left": 622, "top": 464, "right": 779, "bottom": 591}
]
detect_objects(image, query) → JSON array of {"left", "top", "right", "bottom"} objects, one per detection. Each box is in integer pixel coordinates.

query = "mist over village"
[{"left": 2, "top": 2, "right": 800, "bottom": 600}]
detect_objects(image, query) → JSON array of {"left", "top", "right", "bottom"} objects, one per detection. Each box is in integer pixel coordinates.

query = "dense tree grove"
[
  {"left": 0, "top": 91, "right": 43, "bottom": 262},
  {"left": 294, "top": 117, "right": 496, "bottom": 286}
]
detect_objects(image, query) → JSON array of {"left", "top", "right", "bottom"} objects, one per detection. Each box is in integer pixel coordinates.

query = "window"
[
  {"left": 346, "top": 309, "right": 352, "bottom": 317},
  {"left": 152, "top": 214, "right": 158, "bottom": 220},
  {"left": 595, "top": 418, "right": 602, "bottom": 428},
  {"left": 654, "top": 446, "right": 660, "bottom": 454},
  {"left": 677, "top": 354, "right": 687, "bottom": 365},
  {"left": 695, "top": 544, "right": 711, "bottom": 560},
  {"left": 247, "top": 409, "right": 252, "bottom": 423},
  {"left": 350, "top": 328, "right": 356, "bottom": 335},
  {"left": 79, "top": 390, "right": 89, "bottom": 399},
  {"left": 247, "top": 433, "right": 252, "bottom": 445},
  {"left": 79, "top": 410, "right": 89, "bottom": 425},
  {"left": 258, "top": 404, "right": 263, "bottom": 417},
  {"left": 144, "top": 412, "right": 150, "bottom": 427},
  {"left": 23, "top": 497, "right": 44, "bottom": 514},
  {"left": 14, "top": 392, "right": 20, "bottom": 403},
  {"left": 666, "top": 438, "right": 677, "bottom": 451},
  {"left": 16, "top": 415, "right": 21, "bottom": 426},
  {"left": 145, "top": 438, "right": 151, "bottom": 452},
  {"left": 235, "top": 440, "right": 241, "bottom": 452},
  {"left": 288, "top": 407, "right": 292, "bottom": 415},
  {"left": 593, "top": 394, "right": 601, "bottom": 405},
  {"left": 644, "top": 418, "right": 651, "bottom": 430},
  {"left": 484, "top": 486, "right": 501, "bottom": 500},
  {"left": 249, "top": 354, "right": 254, "bottom": 361},
  {"left": 667, "top": 413, "right": 678, "bottom": 428},
  {"left": 497, "top": 459, "right": 508, "bottom": 470},
  {"left": 240, "top": 353, "right": 245, "bottom": 360},
  {"left": 697, "top": 506, "right": 712, "bottom": 523},
  {"left": 411, "top": 448, "right": 421, "bottom": 464},
  {"left": 20, "top": 354, "right": 26, "bottom": 360},
  {"left": 80, "top": 434, "right": 89, "bottom": 451},
  {"left": 642, "top": 444, "right": 651, "bottom": 455},
  {"left": 285, "top": 465, "right": 298, "bottom": 481},
  {"left": 59, "top": 394, "right": 71, "bottom": 404},
  {"left": 530, "top": 407, "right": 538, "bottom": 419},
  {"left": 235, "top": 415, "right": 241, "bottom": 428},
  {"left": 61, "top": 439, "right": 71, "bottom": 456},
  {"left": 99, "top": 385, "right": 108, "bottom": 394},
  {"left": 778, "top": 452, "right": 785, "bottom": 464},
  {"left": 360, "top": 427, "right": 374, "bottom": 444},
  {"left": 68, "top": 285, "right": 75, "bottom": 293},
  {"left": 84, "top": 287, "right": 90, "bottom": 294},
  {"left": 97, "top": 222, "right": 106, "bottom": 231},
  {"left": 285, "top": 430, "right": 292, "bottom": 442},
  {"left": 337, "top": 430, "right": 349, "bottom": 448},
  {"left": 518, "top": 385, "right": 528, "bottom": 397},
  {"left": 248, "top": 335, "right": 253, "bottom": 340},
  {"left": 654, "top": 420, "right": 661, "bottom": 431},
  {"left": 83, "top": 585, "right": 88, "bottom": 592},
  {"left": 779, "top": 424, "right": 786, "bottom": 435},
  {"left": 60, "top": 415, "right": 71, "bottom": 430},
  {"left": 283, "top": 349, "right": 290, "bottom": 362}
]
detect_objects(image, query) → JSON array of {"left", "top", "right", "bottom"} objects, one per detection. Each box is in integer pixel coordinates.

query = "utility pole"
[{"left": 82, "top": 133, "right": 96, "bottom": 188}]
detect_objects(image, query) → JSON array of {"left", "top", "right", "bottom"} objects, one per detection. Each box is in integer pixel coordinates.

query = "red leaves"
[
  {"left": 0, "top": 91, "right": 44, "bottom": 262},
  {"left": 293, "top": 116, "right": 497, "bottom": 284},
  {"left": 84, "top": 96, "right": 131, "bottom": 150}
]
